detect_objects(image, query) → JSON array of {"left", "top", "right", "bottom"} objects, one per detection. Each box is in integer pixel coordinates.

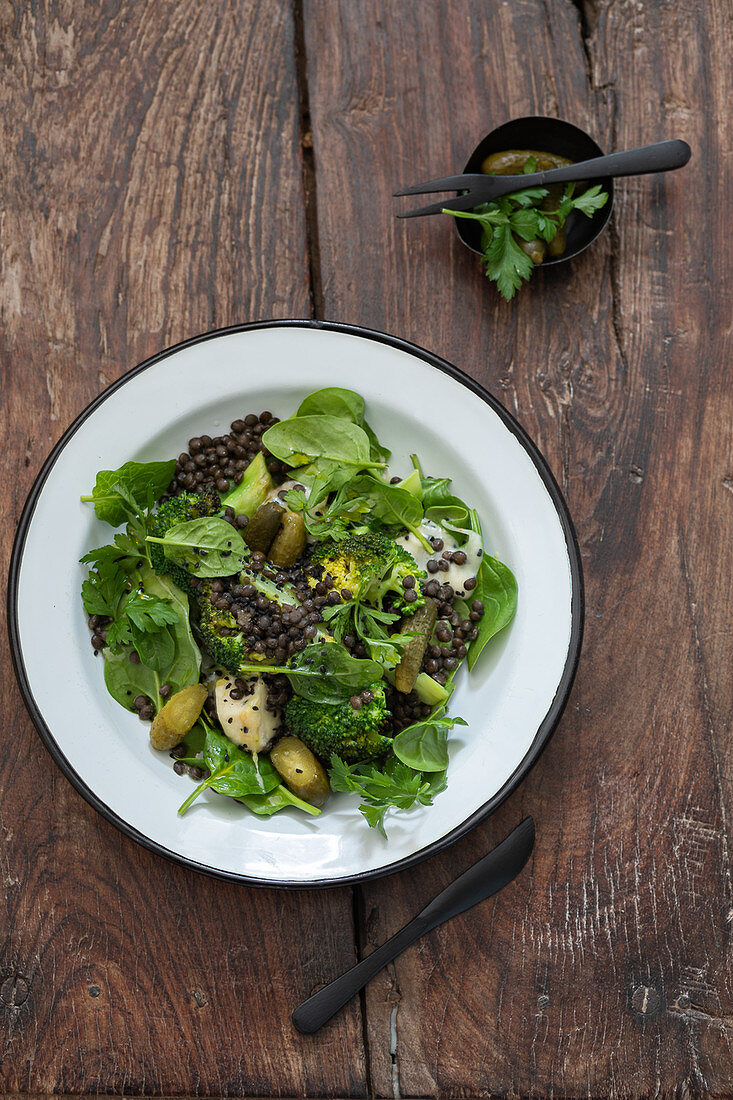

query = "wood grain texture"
[
  {"left": 0, "top": 2, "right": 366, "bottom": 1096},
  {"left": 3, "top": 0, "right": 733, "bottom": 1096},
  {"left": 304, "top": 0, "right": 733, "bottom": 1095}
]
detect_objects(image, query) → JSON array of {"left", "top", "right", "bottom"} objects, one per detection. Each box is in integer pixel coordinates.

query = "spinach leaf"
[
  {"left": 103, "top": 647, "right": 162, "bottom": 710},
  {"left": 466, "top": 555, "right": 519, "bottom": 670},
  {"left": 289, "top": 458, "right": 352, "bottom": 495},
  {"left": 146, "top": 517, "right": 248, "bottom": 577},
  {"left": 423, "top": 485, "right": 470, "bottom": 527},
  {"left": 239, "top": 786, "right": 321, "bottom": 817},
  {"left": 175, "top": 723, "right": 320, "bottom": 818},
  {"left": 392, "top": 712, "right": 467, "bottom": 772},
  {"left": 262, "top": 415, "right": 383, "bottom": 470},
  {"left": 203, "top": 725, "right": 281, "bottom": 794},
  {"left": 237, "top": 642, "right": 383, "bottom": 704},
  {"left": 287, "top": 643, "right": 383, "bottom": 701},
  {"left": 81, "top": 460, "right": 176, "bottom": 526},
  {"left": 363, "top": 423, "right": 391, "bottom": 465},
  {"left": 329, "top": 754, "right": 447, "bottom": 837},
  {"left": 409, "top": 456, "right": 470, "bottom": 527},
  {"left": 297, "top": 387, "right": 365, "bottom": 422},
  {"left": 174, "top": 720, "right": 210, "bottom": 767},
  {"left": 296, "top": 387, "right": 390, "bottom": 463},
  {"left": 178, "top": 724, "right": 281, "bottom": 814}
]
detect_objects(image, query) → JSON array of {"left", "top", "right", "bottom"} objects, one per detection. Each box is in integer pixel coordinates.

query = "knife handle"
[{"left": 292, "top": 817, "right": 535, "bottom": 1034}]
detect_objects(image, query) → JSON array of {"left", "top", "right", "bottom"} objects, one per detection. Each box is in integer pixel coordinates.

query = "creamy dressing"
[
  {"left": 397, "top": 520, "right": 483, "bottom": 599},
  {"left": 214, "top": 676, "right": 280, "bottom": 753}
]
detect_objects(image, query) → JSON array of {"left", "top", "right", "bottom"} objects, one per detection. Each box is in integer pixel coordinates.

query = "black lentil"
[
  {"left": 170, "top": 411, "right": 287, "bottom": 495},
  {"left": 385, "top": 684, "right": 432, "bottom": 731}
]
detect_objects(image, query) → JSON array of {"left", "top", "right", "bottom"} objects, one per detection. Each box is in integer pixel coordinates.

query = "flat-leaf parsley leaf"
[{"left": 445, "top": 180, "right": 608, "bottom": 301}]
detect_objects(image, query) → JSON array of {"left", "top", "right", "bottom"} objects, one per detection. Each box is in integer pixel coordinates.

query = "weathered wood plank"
[
  {"left": 304, "top": 0, "right": 733, "bottom": 1094},
  {"left": 0, "top": 2, "right": 365, "bottom": 1095},
  {"left": 585, "top": 1, "right": 733, "bottom": 1094}
]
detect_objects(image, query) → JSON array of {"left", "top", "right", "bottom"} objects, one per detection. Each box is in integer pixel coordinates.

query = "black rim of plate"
[{"left": 7, "top": 320, "right": 584, "bottom": 889}]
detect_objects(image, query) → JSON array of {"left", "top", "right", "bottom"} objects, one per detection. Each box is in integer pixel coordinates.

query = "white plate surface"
[{"left": 9, "top": 322, "right": 581, "bottom": 886}]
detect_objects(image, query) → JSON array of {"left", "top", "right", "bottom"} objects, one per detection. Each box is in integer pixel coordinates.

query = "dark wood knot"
[
  {"left": 0, "top": 974, "right": 30, "bottom": 1007},
  {"left": 631, "top": 984, "right": 661, "bottom": 1017}
]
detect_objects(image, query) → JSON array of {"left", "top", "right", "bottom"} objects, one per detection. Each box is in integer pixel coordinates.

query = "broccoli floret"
[
  {"left": 195, "top": 570, "right": 315, "bottom": 674},
  {"left": 196, "top": 586, "right": 252, "bottom": 671},
  {"left": 381, "top": 542, "right": 426, "bottom": 613},
  {"left": 284, "top": 682, "right": 393, "bottom": 763},
  {"left": 149, "top": 488, "right": 221, "bottom": 593},
  {"left": 310, "top": 531, "right": 424, "bottom": 613}
]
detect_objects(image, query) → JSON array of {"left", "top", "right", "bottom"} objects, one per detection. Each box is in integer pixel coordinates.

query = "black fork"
[{"left": 394, "top": 139, "right": 691, "bottom": 217}]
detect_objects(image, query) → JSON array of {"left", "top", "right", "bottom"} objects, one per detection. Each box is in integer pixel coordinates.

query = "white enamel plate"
[{"left": 9, "top": 322, "right": 583, "bottom": 887}]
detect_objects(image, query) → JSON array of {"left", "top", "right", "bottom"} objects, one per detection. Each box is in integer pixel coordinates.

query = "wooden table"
[{"left": 2, "top": 2, "right": 731, "bottom": 1096}]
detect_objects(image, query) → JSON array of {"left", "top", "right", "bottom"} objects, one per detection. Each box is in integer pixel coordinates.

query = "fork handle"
[{"left": 519, "top": 139, "right": 691, "bottom": 188}]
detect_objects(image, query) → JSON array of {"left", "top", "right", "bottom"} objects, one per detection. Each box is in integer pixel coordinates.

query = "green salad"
[{"left": 80, "top": 387, "right": 518, "bottom": 835}]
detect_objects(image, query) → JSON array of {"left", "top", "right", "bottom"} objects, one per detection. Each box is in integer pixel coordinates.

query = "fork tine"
[
  {"left": 393, "top": 173, "right": 485, "bottom": 197},
  {"left": 396, "top": 192, "right": 484, "bottom": 219}
]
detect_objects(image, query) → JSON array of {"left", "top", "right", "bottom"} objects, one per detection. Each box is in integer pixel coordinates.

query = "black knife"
[{"left": 292, "top": 815, "right": 535, "bottom": 1034}]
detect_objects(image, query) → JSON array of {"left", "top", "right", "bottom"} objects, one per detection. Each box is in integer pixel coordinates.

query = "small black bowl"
[{"left": 455, "top": 115, "right": 614, "bottom": 265}]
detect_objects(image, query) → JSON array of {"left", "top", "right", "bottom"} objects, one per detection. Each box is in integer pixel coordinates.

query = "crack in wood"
[
  {"left": 605, "top": 89, "right": 631, "bottom": 392},
  {"left": 293, "top": 0, "right": 324, "bottom": 320},
  {"left": 568, "top": 0, "right": 597, "bottom": 88},
  {"left": 387, "top": 965, "right": 402, "bottom": 1100},
  {"left": 677, "top": 520, "right": 733, "bottom": 920}
]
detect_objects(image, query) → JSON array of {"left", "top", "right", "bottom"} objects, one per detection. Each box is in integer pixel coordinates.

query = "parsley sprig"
[
  {"left": 445, "top": 179, "right": 608, "bottom": 301},
  {"left": 322, "top": 598, "right": 412, "bottom": 666},
  {"left": 79, "top": 459, "right": 194, "bottom": 674},
  {"left": 328, "top": 754, "right": 447, "bottom": 836}
]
